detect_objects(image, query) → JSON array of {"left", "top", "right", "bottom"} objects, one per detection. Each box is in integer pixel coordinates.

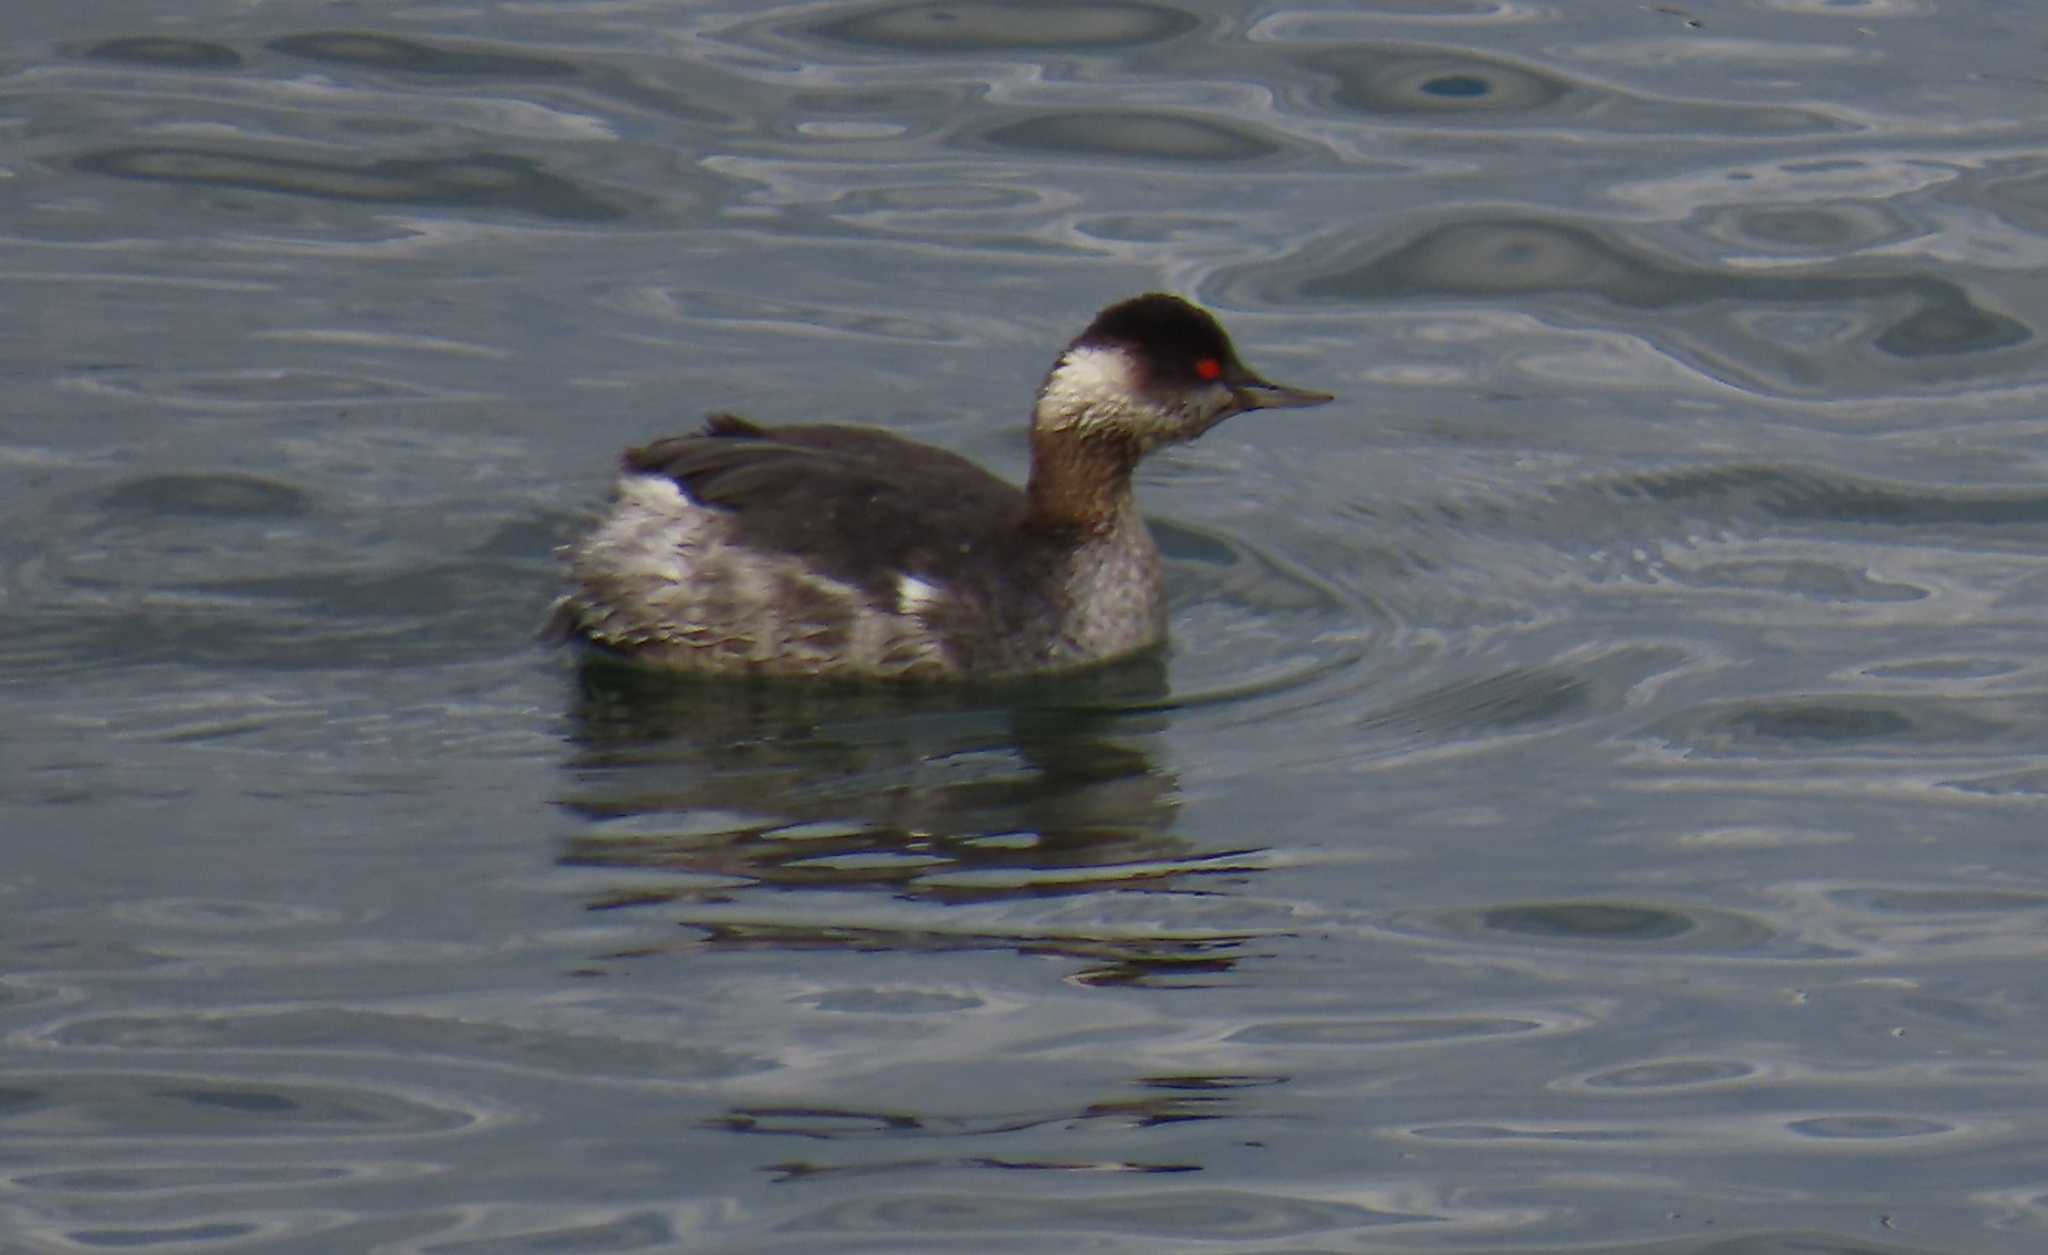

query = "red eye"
[{"left": 1195, "top": 357, "right": 1223, "bottom": 381}]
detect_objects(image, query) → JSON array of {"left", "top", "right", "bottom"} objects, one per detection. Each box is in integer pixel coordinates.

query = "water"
[{"left": 3, "top": 1, "right": 2047, "bottom": 1251}]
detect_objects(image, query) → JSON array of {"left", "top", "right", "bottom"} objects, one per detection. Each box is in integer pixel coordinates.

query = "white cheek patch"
[
  {"left": 1038, "top": 345, "right": 1159, "bottom": 440},
  {"left": 1041, "top": 345, "right": 1139, "bottom": 422},
  {"left": 1036, "top": 345, "right": 1217, "bottom": 445}
]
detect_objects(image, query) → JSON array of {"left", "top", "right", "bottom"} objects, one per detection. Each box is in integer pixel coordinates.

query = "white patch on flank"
[
  {"left": 556, "top": 472, "right": 955, "bottom": 678},
  {"left": 895, "top": 573, "right": 943, "bottom": 617},
  {"left": 596, "top": 474, "right": 716, "bottom": 584}
]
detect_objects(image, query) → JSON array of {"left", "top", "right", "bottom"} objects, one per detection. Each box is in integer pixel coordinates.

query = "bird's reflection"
[{"left": 555, "top": 654, "right": 1260, "bottom": 984}]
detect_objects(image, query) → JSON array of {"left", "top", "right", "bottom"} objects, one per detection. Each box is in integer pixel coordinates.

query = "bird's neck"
[{"left": 1024, "top": 425, "right": 1142, "bottom": 536}]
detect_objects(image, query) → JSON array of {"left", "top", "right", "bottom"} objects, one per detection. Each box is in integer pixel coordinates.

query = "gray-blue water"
[{"left": 4, "top": 2, "right": 2047, "bottom": 1251}]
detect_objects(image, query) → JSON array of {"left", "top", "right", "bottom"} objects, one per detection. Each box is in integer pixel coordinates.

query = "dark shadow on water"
[
  {"left": 559, "top": 652, "right": 1184, "bottom": 904},
  {"left": 1656, "top": 692, "right": 2020, "bottom": 763},
  {"left": 763, "top": 1155, "right": 1201, "bottom": 1181},
  {"left": 772, "top": 1187, "right": 1432, "bottom": 1240},
  {"left": 975, "top": 111, "right": 1289, "bottom": 165},
  {"left": 717, "top": 1092, "right": 1227, "bottom": 1179},
  {"left": 1363, "top": 664, "right": 1595, "bottom": 737},
  {"left": 555, "top": 655, "right": 1267, "bottom": 983},
  {"left": 1383, "top": 897, "right": 1858, "bottom": 960}
]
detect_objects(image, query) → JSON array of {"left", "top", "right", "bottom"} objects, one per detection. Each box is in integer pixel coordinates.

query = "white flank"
[
  {"left": 614, "top": 472, "right": 692, "bottom": 513},
  {"left": 895, "top": 574, "right": 943, "bottom": 617},
  {"left": 564, "top": 471, "right": 954, "bottom": 676},
  {"left": 583, "top": 473, "right": 717, "bottom": 585}
]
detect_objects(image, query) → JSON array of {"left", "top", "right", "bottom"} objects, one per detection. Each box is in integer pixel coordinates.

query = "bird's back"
[{"left": 622, "top": 413, "right": 1034, "bottom": 602}]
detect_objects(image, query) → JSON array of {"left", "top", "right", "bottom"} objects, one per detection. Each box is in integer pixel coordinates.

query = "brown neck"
[{"left": 1024, "top": 428, "right": 1142, "bottom": 535}]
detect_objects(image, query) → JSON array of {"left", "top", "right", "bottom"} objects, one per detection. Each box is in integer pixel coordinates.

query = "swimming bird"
[{"left": 547, "top": 293, "right": 1332, "bottom": 680}]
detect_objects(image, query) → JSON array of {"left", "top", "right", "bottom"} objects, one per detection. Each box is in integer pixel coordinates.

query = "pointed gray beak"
[{"left": 1230, "top": 370, "right": 1335, "bottom": 413}]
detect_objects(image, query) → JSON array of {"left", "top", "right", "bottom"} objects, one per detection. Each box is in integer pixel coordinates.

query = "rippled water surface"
[{"left": 6, "top": 1, "right": 2048, "bottom": 1251}]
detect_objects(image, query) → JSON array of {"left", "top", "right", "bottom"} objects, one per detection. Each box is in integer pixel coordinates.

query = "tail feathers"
[
  {"left": 537, "top": 596, "right": 588, "bottom": 645},
  {"left": 703, "top": 411, "right": 767, "bottom": 438},
  {"left": 621, "top": 412, "right": 770, "bottom": 475}
]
